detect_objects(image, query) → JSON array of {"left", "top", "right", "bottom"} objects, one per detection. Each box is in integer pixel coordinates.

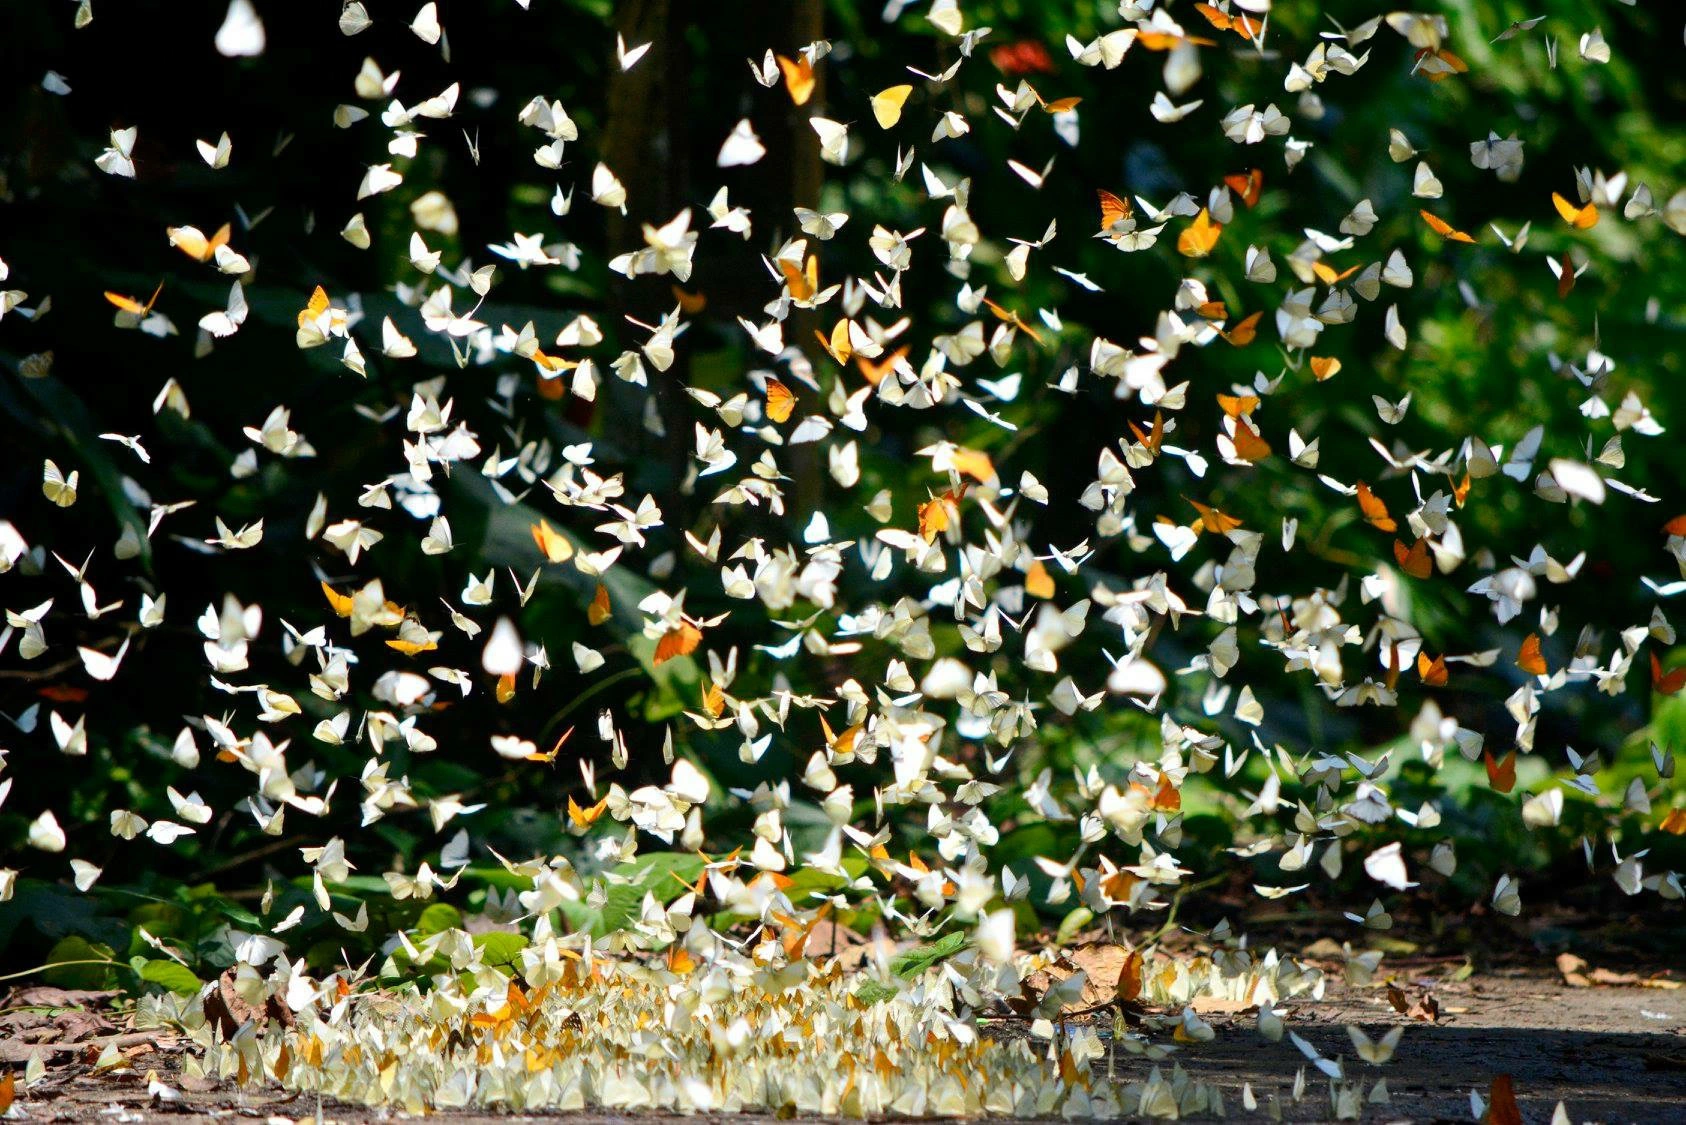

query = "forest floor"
[
  {"left": 6, "top": 960, "right": 1683, "bottom": 1123},
  {"left": 6, "top": 897, "right": 1685, "bottom": 1124}
]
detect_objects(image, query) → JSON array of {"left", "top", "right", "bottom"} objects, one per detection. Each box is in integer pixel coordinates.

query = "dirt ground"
[{"left": 6, "top": 963, "right": 1684, "bottom": 1124}]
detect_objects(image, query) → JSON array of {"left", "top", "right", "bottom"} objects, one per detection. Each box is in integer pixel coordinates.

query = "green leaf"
[
  {"left": 852, "top": 979, "right": 898, "bottom": 1005},
  {"left": 473, "top": 932, "right": 529, "bottom": 971},
  {"left": 43, "top": 935, "right": 118, "bottom": 989},
  {"left": 890, "top": 930, "right": 967, "bottom": 979},
  {"left": 560, "top": 852, "right": 706, "bottom": 938},
  {"left": 137, "top": 958, "right": 203, "bottom": 996},
  {"left": 415, "top": 903, "right": 464, "bottom": 937},
  {"left": 1056, "top": 907, "right": 1095, "bottom": 946}
]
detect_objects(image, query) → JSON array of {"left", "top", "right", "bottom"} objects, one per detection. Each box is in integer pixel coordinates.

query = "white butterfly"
[
  {"left": 1347, "top": 1025, "right": 1404, "bottom": 1065},
  {"left": 214, "top": 0, "right": 265, "bottom": 58},
  {"left": 196, "top": 132, "right": 232, "bottom": 169},
  {"left": 411, "top": 1, "right": 441, "bottom": 45},
  {"left": 198, "top": 281, "right": 248, "bottom": 338},
  {"left": 95, "top": 126, "right": 137, "bottom": 178},
  {"left": 481, "top": 617, "right": 523, "bottom": 675},
  {"left": 717, "top": 119, "right": 765, "bottom": 168},
  {"left": 811, "top": 117, "right": 849, "bottom": 165},
  {"left": 617, "top": 33, "right": 653, "bottom": 71}
]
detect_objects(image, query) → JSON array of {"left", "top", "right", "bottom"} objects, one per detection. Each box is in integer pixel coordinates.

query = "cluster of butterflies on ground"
[{"left": 4, "top": 0, "right": 1686, "bottom": 1106}]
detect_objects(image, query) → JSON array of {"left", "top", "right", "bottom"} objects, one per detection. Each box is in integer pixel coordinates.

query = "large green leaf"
[
  {"left": 560, "top": 852, "right": 706, "bottom": 937},
  {"left": 43, "top": 935, "right": 118, "bottom": 990},
  {"left": 136, "top": 957, "right": 203, "bottom": 996},
  {"left": 889, "top": 930, "right": 967, "bottom": 978}
]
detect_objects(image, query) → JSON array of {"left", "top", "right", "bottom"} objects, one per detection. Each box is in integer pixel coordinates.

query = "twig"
[
  {"left": 0, "top": 959, "right": 117, "bottom": 984},
  {"left": 17, "top": 1031, "right": 175, "bottom": 1057},
  {"left": 0, "top": 655, "right": 83, "bottom": 681},
  {"left": 192, "top": 834, "right": 309, "bottom": 881}
]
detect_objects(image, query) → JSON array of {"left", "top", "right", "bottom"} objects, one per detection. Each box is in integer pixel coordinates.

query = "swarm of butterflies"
[{"left": 4, "top": 0, "right": 1686, "bottom": 1114}]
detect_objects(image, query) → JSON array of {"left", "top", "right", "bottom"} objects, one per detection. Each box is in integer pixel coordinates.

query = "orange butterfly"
[
  {"left": 1025, "top": 559, "right": 1056, "bottom": 599},
  {"left": 1551, "top": 192, "right": 1599, "bottom": 229},
  {"left": 1097, "top": 189, "right": 1133, "bottom": 233},
  {"left": 1484, "top": 749, "right": 1517, "bottom": 794},
  {"left": 1417, "top": 651, "right": 1448, "bottom": 686},
  {"left": 1665, "top": 514, "right": 1686, "bottom": 537},
  {"left": 1311, "top": 260, "right": 1361, "bottom": 285},
  {"left": 1310, "top": 355, "right": 1342, "bottom": 381},
  {"left": 1223, "top": 168, "right": 1263, "bottom": 208},
  {"left": 857, "top": 345, "right": 907, "bottom": 386},
  {"left": 672, "top": 285, "right": 707, "bottom": 314},
  {"left": 529, "top": 726, "right": 576, "bottom": 764},
  {"left": 1187, "top": 498, "right": 1243, "bottom": 535},
  {"left": 1137, "top": 26, "right": 1216, "bottom": 50},
  {"left": 588, "top": 582, "right": 612, "bottom": 625},
  {"left": 297, "top": 284, "right": 331, "bottom": 326},
  {"left": 1651, "top": 652, "right": 1686, "bottom": 696},
  {"left": 815, "top": 319, "right": 865, "bottom": 365},
  {"left": 950, "top": 446, "right": 995, "bottom": 484},
  {"left": 104, "top": 280, "right": 164, "bottom": 316},
  {"left": 1414, "top": 47, "right": 1468, "bottom": 81},
  {"left": 1217, "top": 393, "right": 1259, "bottom": 418},
  {"left": 764, "top": 377, "right": 797, "bottom": 423},
  {"left": 1393, "top": 538, "right": 1432, "bottom": 579},
  {"left": 1554, "top": 253, "right": 1578, "bottom": 299},
  {"left": 167, "top": 223, "right": 232, "bottom": 263},
  {"left": 1452, "top": 471, "right": 1473, "bottom": 508},
  {"left": 778, "top": 255, "right": 818, "bottom": 301},
  {"left": 666, "top": 944, "right": 697, "bottom": 974},
  {"left": 1029, "top": 86, "right": 1082, "bottom": 114},
  {"left": 321, "top": 580, "right": 355, "bottom": 617},
  {"left": 918, "top": 488, "right": 961, "bottom": 541},
  {"left": 1517, "top": 633, "right": 1547, "bottom": 676},
  {"left": 1177, "top": 208, "right": 1223, "bottom": 257},
  {"left": 1419, "top": 209, "right": 1476, "bottom": 243},
  {"left": 775, "top": 54, "right": 815, "bottom": 105},
  {"left": 1228, "top": 419, "right": 1271, "bottom": 462},
  {"left": 1220, "top": 311, "right": 1262, "bottom": 346},
  {"left": 701, "top": 679, "right": 726, "bottom": 718},
  {"left": 982, "top": 298, "right": 1044, "bottom": 344},
  {"left": 1356, "top": 482, "right": 1396, "bottom": 532},
  {"left": 531, "top": 519, "right": 574, "bottom": 563},
  {"left": 1129, "top": 411, "right": 1166, "bottom": 455},
  {"left": 654, "top": 620, "right": 703, "bottom": 665},
  {"left": 1195, "top": 3, "right": 1262, "bottom": 39},
  {"left": 819, "top": 712, "right": 865, "bottom": 756}
]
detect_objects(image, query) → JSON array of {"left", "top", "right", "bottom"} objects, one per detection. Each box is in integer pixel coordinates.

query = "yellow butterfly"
[{"left": 870, "top": 84, "right": 912, "bottom": 129}]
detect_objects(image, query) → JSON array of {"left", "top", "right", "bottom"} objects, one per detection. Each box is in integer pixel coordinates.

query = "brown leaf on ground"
[
  {"left": 1055, "top": 944, "right": 1133, "bottom": 1009},
  {"left": 1557, "top": 953, "right": 1682, "bottom": 990},
  {"left": 202, "top": 970, "right": 293, "bottom": 1042},
  {"left": 1386, "top": 982, "right": 1442, "bottom": 1022},
  {"left": 1, "top": 987, "right": 119, "bottom": 1010}
]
